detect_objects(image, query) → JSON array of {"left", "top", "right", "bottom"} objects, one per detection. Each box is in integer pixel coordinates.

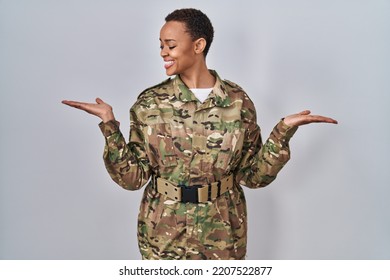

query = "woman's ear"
[{"left": 194, "top": 38, "right": 207, "bottom": 54}]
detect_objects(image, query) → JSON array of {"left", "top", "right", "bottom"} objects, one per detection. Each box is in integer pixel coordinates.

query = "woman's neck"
[{"left": 179, "top": 62, "right": 215, "bottom": 89}]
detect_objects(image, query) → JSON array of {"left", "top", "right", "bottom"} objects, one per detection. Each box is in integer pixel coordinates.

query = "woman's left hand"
[{"left": 283, "top": 110, "right": 338, "bottom": 127}]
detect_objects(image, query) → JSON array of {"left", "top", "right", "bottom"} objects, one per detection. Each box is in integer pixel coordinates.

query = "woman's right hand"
[{"left": 62, "top": 98, "right": 115, "bottom": 123}]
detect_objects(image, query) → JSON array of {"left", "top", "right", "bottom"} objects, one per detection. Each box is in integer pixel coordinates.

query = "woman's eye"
[{"left": 160, "top": 46, "right": 176, "bottom": 50}]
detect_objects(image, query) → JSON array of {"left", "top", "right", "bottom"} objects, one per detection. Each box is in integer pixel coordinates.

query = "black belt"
[{"left": 153, "top": 174, "right": 234, "bottom": 203}]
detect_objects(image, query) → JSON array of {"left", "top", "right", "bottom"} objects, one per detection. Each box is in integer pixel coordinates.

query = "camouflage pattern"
[{"left": 99, "top": 70, "right": 298, "bottom": 259}]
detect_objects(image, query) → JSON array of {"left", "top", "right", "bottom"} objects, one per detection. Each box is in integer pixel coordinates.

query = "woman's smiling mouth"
[{"left": 164, "top": 60, "right": 175, "bottom": 69}]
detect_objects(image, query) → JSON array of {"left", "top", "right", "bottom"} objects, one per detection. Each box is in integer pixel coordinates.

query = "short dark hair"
[{"left": 165, "top": 8, "right": 214, "bottom": 57}]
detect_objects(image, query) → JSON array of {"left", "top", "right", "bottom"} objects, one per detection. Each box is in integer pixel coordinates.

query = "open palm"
[
  {"left": 283, "top": 110, "right": 338, "bottom": 127},
  {"left": 62, "top": 98, "right": 115, "bottom": 123}
]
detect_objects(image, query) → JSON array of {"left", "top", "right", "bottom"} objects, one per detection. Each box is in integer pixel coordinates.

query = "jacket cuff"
[
  {"left": 273, "top": 119, "right": 298, "bottom": 142},
  {"left": 99, "top": 120, "right": 120, "bottom": 137}
]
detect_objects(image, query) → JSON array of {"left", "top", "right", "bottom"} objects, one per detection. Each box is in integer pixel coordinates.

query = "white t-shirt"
[{"left": 190, "top": 88, "right": 213, "bottom": 103}]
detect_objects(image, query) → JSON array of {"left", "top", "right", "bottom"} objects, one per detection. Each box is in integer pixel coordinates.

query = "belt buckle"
[{"left": 180, "top": 185, "right": 201, "bottom": 203}]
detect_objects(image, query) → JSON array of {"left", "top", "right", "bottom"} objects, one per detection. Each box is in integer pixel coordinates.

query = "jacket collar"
[{"left": 172, "top": 70, "right": 231, "bottom": 107}]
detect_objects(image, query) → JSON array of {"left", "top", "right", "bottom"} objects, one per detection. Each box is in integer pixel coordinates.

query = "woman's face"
[{"left": 159, "top": 21, "right": 197, "bottom": 76}]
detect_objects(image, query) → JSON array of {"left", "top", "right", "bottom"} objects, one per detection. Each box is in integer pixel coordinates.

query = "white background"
[{"left": 1, "top": 0, "right": 389, "bottom": 259}]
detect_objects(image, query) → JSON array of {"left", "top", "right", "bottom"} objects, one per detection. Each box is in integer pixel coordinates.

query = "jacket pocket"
[
  {"left": 215, "top": 127, "right": 245, "bottom": 171},
  {"left": 146, "top": 123, "right": 178, "bottom": 167}
]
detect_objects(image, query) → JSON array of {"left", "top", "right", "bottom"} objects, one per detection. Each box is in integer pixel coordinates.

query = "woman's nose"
[{"left": 160, "top": 47, "right": 167, "bottom": 57}]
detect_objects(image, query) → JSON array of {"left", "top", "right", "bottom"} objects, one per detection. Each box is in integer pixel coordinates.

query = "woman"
[{"left": 62, "top": 8, "right": 337, "bottom": 260}]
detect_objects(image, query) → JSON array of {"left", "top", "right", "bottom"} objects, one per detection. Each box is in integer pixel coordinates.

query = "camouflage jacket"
[{"left": 99, "top": 70, "right": 298, "bottom": 260}]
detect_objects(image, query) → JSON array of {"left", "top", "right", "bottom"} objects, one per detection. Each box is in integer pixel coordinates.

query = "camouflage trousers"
[{"left": 137, "top": 182, "right": 247, "bottom": 260}]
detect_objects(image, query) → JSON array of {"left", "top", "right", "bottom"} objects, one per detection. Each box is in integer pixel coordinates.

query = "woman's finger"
[
  {"left": 62, "top": 100, "right": 81, "bottom": 107},
  {"left": 62, "top": 100, "right": 87, "bottom": 106},
  {"left": 298, "top": 110, "right": 311, "bottom": 115},
  {"left": 311, "top": 115, "right": 338, "bottom": 124},
  {"left": 62, "top": 100, "right": 94, "bottom": 112}
]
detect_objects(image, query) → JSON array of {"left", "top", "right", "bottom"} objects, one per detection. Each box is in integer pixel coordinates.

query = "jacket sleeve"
[
  {"left": 98, "top": 107, "right": 151, "bottom": 190},
  {"left": 235, "top": 102, "right": 298, "bottom": 189}
]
